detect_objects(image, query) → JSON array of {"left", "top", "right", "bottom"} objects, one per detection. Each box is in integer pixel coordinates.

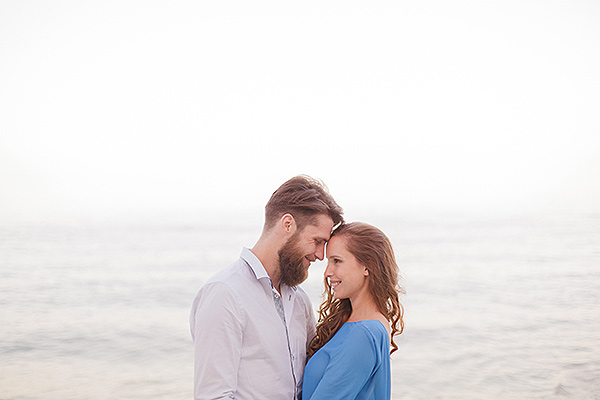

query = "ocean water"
[{"left": 1, "top": 212, "right": 599, "bottom": 399}]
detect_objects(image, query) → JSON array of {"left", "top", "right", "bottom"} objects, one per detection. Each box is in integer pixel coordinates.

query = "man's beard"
[{"left": 278, "top": 233, "right": 309, "bottom": 287}]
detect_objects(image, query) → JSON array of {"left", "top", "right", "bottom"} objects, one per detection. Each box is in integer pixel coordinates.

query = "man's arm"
[{"left": 190, "top": 282, "right": 245, "bottom": 400}]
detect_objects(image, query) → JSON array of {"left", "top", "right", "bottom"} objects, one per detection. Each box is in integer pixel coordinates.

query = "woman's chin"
[{"left": 332, "top": 291, "right": 346, "bottom": 300}]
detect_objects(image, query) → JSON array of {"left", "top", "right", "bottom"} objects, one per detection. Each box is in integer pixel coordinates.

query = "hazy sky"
[{"left": 1, "top": 1, "right": 599, "bottom": 222}]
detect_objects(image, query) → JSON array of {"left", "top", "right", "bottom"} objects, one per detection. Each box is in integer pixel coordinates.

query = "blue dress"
[{"left": 302, "top": 320, "right": 391, "bottom": 400}]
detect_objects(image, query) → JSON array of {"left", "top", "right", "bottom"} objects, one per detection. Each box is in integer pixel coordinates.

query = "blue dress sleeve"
[{"left": 305, "top": 324, "right": 381, "bottom": 400}]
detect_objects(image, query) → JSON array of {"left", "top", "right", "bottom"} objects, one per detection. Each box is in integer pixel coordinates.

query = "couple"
[{"left": 190, "top": 176, "right": 405, "bottom": 400}]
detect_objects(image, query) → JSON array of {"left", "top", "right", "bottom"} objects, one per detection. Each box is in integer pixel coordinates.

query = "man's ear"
[{"left": 280, "top": 213, "right": 297, "bottom": 237}]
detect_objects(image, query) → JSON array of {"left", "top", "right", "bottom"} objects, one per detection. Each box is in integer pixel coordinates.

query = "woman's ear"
[{"left": 364, "top": 267, "right": 370, "bottom": 277}]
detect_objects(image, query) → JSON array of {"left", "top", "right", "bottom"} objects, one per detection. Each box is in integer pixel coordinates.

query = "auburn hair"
[
  {"left": 307, "top": 222, "right": 405, "bottom": 357},
  {"left": 264, "top": 175, "right": 344, "bottom": 231}
]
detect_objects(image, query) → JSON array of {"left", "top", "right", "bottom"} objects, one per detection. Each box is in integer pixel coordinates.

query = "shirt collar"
[
  {"left": 240, "top": 248, "right": 298, "bottom": 293},
  {"left": 241, "top": 247, "right": 270, "bottom": 281}
]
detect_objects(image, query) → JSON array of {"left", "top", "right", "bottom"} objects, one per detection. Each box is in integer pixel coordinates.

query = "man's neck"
[{"left": 251, "top": 238, "right": 282, "bottom": 291}]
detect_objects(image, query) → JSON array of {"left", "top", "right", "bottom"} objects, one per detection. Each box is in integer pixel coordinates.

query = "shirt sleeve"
[
  {"left": 190, "top": 282, "right": 245, "bottom": 400},
  {"left": 305, "top": 325, "right": 381, "bottom": 400}
]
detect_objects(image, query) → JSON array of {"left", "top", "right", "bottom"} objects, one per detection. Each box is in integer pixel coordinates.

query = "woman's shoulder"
[
  {"left": 346, "top": 312, "right": 390, "bottom": 335},
  {"left": 344, "top": 320, "right": 389, "bottom": 344},
  {"left": 333, "top": 321, "right": 389, "bottom": 364}
]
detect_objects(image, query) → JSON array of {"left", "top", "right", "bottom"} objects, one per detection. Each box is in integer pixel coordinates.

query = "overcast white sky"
[{"left": 1, "top": 0, "right": 599, "bottom": 222}]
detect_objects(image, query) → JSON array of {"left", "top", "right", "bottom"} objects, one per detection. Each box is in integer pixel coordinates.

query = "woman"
[{"left": 302, "top": 222, "right": 404, "bottom": 400}]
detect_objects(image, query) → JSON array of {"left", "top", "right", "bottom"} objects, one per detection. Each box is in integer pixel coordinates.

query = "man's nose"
[{"left": 315, "top": 243, "right": 325, "bottom": 261}]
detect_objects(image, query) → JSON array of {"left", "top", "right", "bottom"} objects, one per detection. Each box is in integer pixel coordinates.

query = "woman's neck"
[
  {"left": 347, "top": 291, "right": 382, "bottom": 322},
  {"left": 347, "top": 292, "right": 391, "bottom": 336}
]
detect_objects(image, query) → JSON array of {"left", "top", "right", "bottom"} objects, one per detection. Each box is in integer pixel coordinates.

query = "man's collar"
[
  {"left": 241, "top": 247, "right": 270, "bottom": 281},
  {"left": 241, "top": 247, "right": 298, "bottom": 292}
]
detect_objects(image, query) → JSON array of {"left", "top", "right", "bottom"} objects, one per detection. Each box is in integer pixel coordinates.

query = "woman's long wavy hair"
[{"left": 307, "top": 222, "right": 405, "bottom": 358}]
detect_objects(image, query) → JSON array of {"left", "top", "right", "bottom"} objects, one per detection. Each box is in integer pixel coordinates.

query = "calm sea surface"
[{"left": 1, "top": 212, "right": 599, "bottom": 399}]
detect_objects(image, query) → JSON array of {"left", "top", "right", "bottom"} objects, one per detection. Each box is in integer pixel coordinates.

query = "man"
[{"left": 190, "top": 175, "right": 344, "bottom": 400}]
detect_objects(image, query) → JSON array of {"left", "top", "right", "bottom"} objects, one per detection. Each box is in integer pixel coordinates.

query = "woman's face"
[{"left": 324, "top": 235, "right": 370, "bottom": 302}]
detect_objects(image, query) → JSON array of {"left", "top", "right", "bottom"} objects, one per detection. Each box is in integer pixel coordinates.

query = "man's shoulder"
[
  {"left": 191, "top": 258, "right": 251, "bottom": 312},
  {"left": 192, "top": 258, "right": 253, "bottom": 304},
  {"left": 204, "top": 257, "right": 252, "bottom": 287}
]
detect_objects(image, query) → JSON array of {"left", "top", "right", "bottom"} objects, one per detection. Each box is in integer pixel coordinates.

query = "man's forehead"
[
  {"left": 312, "top": 214, "right": 334, "bottom": 230},
  {"left": 305, "top": 215, "right": 334, "bottom": 239}
]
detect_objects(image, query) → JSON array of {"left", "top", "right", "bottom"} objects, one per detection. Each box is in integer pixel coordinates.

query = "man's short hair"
[{"left": 264, "top": 175, "right": 344, "bottom": 231}]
